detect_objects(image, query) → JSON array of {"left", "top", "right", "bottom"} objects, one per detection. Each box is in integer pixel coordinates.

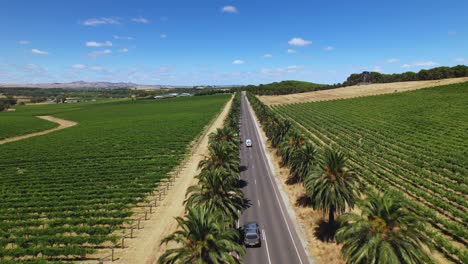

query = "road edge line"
[{"left": 247, "top": 96, "right": 315, "bottom": 264}]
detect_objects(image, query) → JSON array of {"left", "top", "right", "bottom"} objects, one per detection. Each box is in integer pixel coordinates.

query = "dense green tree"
[
  {"left": 336, "top": 191, "right": 433, "bottom": 264},
  {"left": 185, "top": 168, "right": 247, "bottom": 220},
  {"left": 305, "top": 147, "right": 360, "bottom": 227},
  {"left": 209, "top": 127, "right": 238, "bottom": 150},
  {"left": 342, "top": 65, "right": 468, "bottom": 86},
  {"left": 278, "top": 130, "right": 306, "bottom": 167},
  {"left": 198, "top": 141, "right": 240, "bottom": 173},
  {"left": 158, "top": 207, "right": 245, "bottom": 264},
  {"left": 288, "top": 143, "right": 318, "bottom": 184}
]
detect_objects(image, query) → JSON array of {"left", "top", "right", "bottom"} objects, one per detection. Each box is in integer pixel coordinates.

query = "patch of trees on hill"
[
  {"left": 0, "top": 97, "right": 17, "bottom": 111},
  {"left": 240, "top": 80, "right": 333, "bottom": 95},
  {"left": 343, "top": 65, "right": 468, "bottom": 86}
]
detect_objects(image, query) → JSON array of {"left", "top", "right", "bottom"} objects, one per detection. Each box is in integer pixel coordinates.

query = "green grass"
[
  {"left": 273, "top": 82, "right": 468, "bottom": 263},
  {"left": 0, "top": 95, "right": 230, "bottom": 261},
  {"left": 0, "top": 99, "right": 126, "bottom": 139}
]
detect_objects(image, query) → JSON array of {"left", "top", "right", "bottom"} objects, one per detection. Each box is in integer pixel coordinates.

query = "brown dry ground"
[
  {"left": 259, "top": 77, "right": 468, "bottom": 105},
  {"left": 105, "top": 97, "right": 233, "bottom": 264},
  {"left": 0, "top": 115, "right": 77, "bottom": 145}
]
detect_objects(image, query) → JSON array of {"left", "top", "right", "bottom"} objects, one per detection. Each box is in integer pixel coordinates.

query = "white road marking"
[
  {"left": 262, "top": 229, "right": 273, "bottom": 264},
  {"left": 247, "top": 97, "right": 306, "bottom": 264},
  {"left": 257, "top": 199, "right": 261, "bottom": 207},
  {"left": 254, "top": 179, "right": 257, "bottom": 185}
]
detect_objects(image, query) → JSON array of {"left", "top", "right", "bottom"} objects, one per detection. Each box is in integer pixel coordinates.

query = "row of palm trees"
[
  {"left": 247, "top": 93, "right": 433, "bottom": 264},
  {"left": 158, "top": 95, "right": 249, "bottom": 264}
]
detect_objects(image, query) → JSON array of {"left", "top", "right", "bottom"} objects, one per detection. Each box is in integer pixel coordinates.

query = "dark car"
[{"left": 243, "top": 222, "right": 261, "bottom": 247}]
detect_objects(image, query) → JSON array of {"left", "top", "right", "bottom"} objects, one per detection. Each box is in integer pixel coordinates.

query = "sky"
[{"left": 0, "top": 0, "right": 467, "bottom": 85}]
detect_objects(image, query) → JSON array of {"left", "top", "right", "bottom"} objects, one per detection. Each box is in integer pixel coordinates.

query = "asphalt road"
[{"left": 239, "top": 92, "right": 310, "bottom": 264}]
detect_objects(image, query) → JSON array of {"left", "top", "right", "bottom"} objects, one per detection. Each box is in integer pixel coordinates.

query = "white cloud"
[
  {"left": 232, "top": 60, "right": 245, "bottom": 65},
  {"left": 71, "top": 64, "right": 86, "bottom": 69},
  {"left": 285, "top": 65, "right": 305, "bottom": 72},
  {"left": 287, "top": 49, "right": 297, "bottom": 54},
  {"left": 31, "top": 48, "right": 48, "bottom": 55},
  {"left": 155, "top": 65, "right": 174, "bottom": 73},
  {"left": 113, "top": 35, "right": 133, "bottom": 40},
  {"left": 448, "top": 31, "right": 457, "bottom": 36},
  {"left": 131, "top": 16, "right": 150, "bottom": 24},
  {"left": 288, "top": 37, "right": 312, "bottom": 46},
  {"left": 118, "top": 48, "right": 129, "bottom": 53},
  {"left": 222, "top": 5, "right": 238, "bottom": 13},
  {"left": 454, "top": 58, "right": 467, "bottom": 63},
  {"left": 86, "top": 41, "right": 112, "bottom": 47},
  {"left": 18, "top": 40, "right": 30, "bottom": 45},
  {"left": 160, "top": 34, "right": 167, "bottom": 39},
  {"left": 81, "top": 17, "right": 120, "bottom": 26},
  {"left": 324, "top": 46, "right": 335, "bottom": 51},
  {"left": 261, "top": 65, "right": 305, "bottom": 75},
  {"left": 371, "top": 66, "right": 383, "bottom": 72},
  {"left": 386, "top": 58, "right": 400, "bottom": 63},
  {"left": 401, "top": 61, "right": 438, "bottom": 68},
  {"left": 263, "top": 54, "right": 273, "bottom": 58},
  {"left": 90, "top": 66, "right": 104, "bottom": 71},
  {"left": 88, "top": 49, "right": 112, "bottom": 58}
]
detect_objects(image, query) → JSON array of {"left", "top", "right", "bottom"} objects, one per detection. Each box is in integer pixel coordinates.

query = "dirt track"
[
  {"left": 259, "top": 77, "right": 468, "bottom": 105},
  {"left": 0, "top": 116, "right": 77, "bottom": 145},
  {"left": 113, "top": 97, "right": 233, "bottom": 264}
]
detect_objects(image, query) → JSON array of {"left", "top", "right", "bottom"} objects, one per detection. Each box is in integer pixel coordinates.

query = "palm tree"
[
  {"left": 278, "top": 130, "right": 306, "bottom": 167},
  {"left": 209, "top": 127, "right": 238, "bottom": 149},
  {"left": 199, "top": 141, "right": 240, "bottom": 173},
  {"left": 271, "top": 119, "right": 291, "bottom": 147},
  {"left": 336, "top": 191, "right": 433, "bottom": 264},
  {"left": 288, "top": 143, "right": 317, "bottom": 184},
  {"left": 185, "top": 169, "right": 248, "bottom": 220},
  {"left": 158, "top": 207, "right": 245, "bottom": 264},
  {"left": 305, "top": 146, "right": 359, "bottom": 227}
]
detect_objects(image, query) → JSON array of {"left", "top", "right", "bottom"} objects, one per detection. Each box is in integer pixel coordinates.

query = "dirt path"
[
  {"left": 113, "top": 97, "right": 233, "bottom": 264},
  {"left": 0, "top": 116, "right": 77, "bottom": 145},
  {"left": 259, "top": 77, "right": 468, "bottom": 105}
]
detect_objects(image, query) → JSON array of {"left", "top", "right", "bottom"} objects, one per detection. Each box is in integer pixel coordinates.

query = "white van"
[{"left": 245, "top": 139, "right": 252, "bottom": 147}]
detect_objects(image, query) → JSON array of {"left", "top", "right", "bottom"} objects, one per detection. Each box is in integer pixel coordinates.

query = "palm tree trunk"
[{"left": 329, "top": 207, "right": 335, "bottom": 226}]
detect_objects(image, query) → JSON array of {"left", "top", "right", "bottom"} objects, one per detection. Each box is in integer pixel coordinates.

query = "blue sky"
[{"left": 0, "top": 0, "right": 467, "bottom": 85}]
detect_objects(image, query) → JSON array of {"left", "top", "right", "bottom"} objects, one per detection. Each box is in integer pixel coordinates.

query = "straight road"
[{"left": 239, "top": 92, "right": 310, "bottom": 264}]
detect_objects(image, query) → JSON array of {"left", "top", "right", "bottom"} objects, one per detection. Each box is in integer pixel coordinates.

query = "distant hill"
[
  {"left": 243, "top": 80, "right": 331, "bottom": 95},
  {"left": 0, "top": 81, "right": 141, "bottom": 89}
]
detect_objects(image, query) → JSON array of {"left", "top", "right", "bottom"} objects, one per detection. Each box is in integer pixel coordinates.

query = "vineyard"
[
  {"left": 0, "top": 95, "right": 230, "bottom": 262},
  {"left": 271, "top": 82, "right": 468, "bottom": 263}
]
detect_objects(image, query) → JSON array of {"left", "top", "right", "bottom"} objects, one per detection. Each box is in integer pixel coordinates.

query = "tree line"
[
  {"left": 236, "top": 80, "right": 334, "bottom": 95},
  {"left": 343, "top": 65, "right": 468, "bottom": 86},
  {"left": 247, "top": 93, "right": 434, "bottom": 264},
  {"left": 158, "top": 94, "right": 248, "bottom": 263},
  {"left": 239, "top": 64, "right": 468, "bottom": 95}
]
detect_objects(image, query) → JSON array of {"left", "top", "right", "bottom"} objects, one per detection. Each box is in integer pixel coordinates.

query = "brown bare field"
[
  {"left": 0, "top": 116, "right": 77, "bottom": 145},
  {"left": 109, "top": 97, "right": 233, "bottom": 264},
  {"left": 259, "top": 77, "right": 468, "bottom": 105}
]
